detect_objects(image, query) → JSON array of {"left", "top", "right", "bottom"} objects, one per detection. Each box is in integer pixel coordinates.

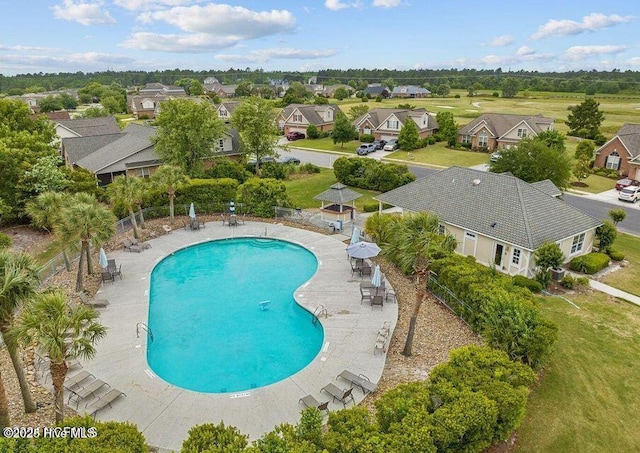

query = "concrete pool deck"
[{"left": 80, "top": 220, "right": 397, "bottom": 451}]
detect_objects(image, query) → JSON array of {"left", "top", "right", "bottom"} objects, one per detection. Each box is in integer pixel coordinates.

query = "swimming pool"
[{"left": 147, "top": 238, "right": 322, "bottom": 393}]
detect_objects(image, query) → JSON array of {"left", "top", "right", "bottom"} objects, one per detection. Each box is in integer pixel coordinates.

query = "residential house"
[
  {"left": 594, "top": 123, "right": 640, "bottom": 179},
  {"left": 278, "top": 104, "right": 339, "bottom": 135},
  {"left": 457, "top": 113, "right": 554, "bottom": 150},
  {"left": 127, "top": 94, "right": 168, "bottom": 119},
  {"left": 304, "top": 84, "right": 326, "bottom": 97},
  {"left": 353, "top": 108, "right": 438, "bottom": 140},
  {"left": 391, "top": 85, "right": 431, "bottom": 98},
  {"left": 8, "top": 89, "right": 78, "bottom": 114},
  {"left": 203, "top": 77, "right": 237, "bottom": 98},
  {"left": 55, "top": 116, "right": 121, "bottom": 141},
  {"left": 376, "top": 166, "right": 601, "bottom": 277},
  {"left": 268, "top": 79, "right": 290, "bottom": 97},
  {"left": 138, "top": 83, "right": 186, "bottom": 97},
  {"left": 363, "top": 84, "right": 390, "bottom": 98},
  {"left": 216, "top": 101, "right": 241, "bottom": 123},
  {"left": 321, "top": 84, "right": 352, "bottom": 98}
]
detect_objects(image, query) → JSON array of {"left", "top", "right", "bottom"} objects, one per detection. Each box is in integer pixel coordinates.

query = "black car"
[
  {"left": 279, "top": 156, "right": 301, "bottom": 164},
  {"left": 372, "top": 140, "right": 387, "bottom": 150}
]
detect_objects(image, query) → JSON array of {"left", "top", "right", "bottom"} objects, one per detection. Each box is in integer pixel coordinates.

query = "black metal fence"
[{"left": 427, "top": 273, "right": 471, "bottom": 327}]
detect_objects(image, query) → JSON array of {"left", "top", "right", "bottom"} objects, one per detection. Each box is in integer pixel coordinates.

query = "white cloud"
[
  {"left": 52, "top": 0, "right": 115, "bottom": 26},
  {"left": 113, "top": 0, "right": 198, "bottom": 11},
  {"left": 216, "top": 48, "right": 337, "bottom": 63},
  {"left": 324, "top": 0, "right": 362, "bottom": 11},
  {"left": 372, "top": 0, "right": 401, "bottom": 7},
  {"left": 531, "top": 13, "right": 632, "bottom": 40},
  {"left": 516, "top": 46, "right": 535, "bottom": 56},
  {"left": 0, "top": 44, "right": 60, "bottom": 52},
  {"left": 565, "top": 45, "right": 627, "bottom": 60},
  {"left": 123, "top": 4, "right": 296, "bottom": 52},
  {"left": 629, "top": 57, "right": 640, "bottom": 66},
  {"left": 0, "top": 51, "right": 134, "bottom": 71},
  {"left": 488, "top": 35, "right": 514, "bottom": 47}
]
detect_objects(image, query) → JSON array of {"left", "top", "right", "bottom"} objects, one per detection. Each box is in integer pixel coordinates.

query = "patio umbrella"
[
  {"left": 371, "top": 264, "right": 382, "bottom": 288},
  {"left": 350, "top": 226, "right": 360, "bottom": 245},
  {"left": 188, "top": 203, "right": 196, "bottom": 219},
  {"left": 99, "top": 247, "right": 108, "bottom": 269},
  {"left": 346, "top": 241, "right": 381, "bottom": 259},
  {"left": 229, "top": 200, "right": 236, "bottom": 214}
]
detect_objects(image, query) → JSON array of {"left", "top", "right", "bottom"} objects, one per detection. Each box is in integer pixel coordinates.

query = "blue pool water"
[{"left": 147, "top": 238, "right": 322, "bottom": 393}]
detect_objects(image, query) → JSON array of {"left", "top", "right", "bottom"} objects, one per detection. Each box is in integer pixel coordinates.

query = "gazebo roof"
[{"left": 314, "top": 183, "right": 362, "bottom": 204}]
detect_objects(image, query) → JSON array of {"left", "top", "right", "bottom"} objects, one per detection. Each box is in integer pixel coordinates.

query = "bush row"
[
  {"left": 430, "top": 254, "right": 557, "bottom": 369},
  {"left": 333, "top": 156, "right": 415, "bottom": 192},
  {"left": 568, "top": 252, "right": 610, "bottom": 274}
]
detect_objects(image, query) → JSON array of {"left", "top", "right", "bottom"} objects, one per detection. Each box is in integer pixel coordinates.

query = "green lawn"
[
  {"left": 601, "top": 233, "right": 640, "bottom": 297},
  {"left": 283, "top": 168, "right": 380, "bottom": 210},
  {"left": 515, "top": 293, "right": 640, "bottom": 453},
  {"left": 569, "top": 174, "right": 616, "bottom": 194},
  {"left": 386, "top": 143, "right": 489, "bottom": 167},
  {"left": 291, "top": 137, "right": 359, "bottom": 154}
]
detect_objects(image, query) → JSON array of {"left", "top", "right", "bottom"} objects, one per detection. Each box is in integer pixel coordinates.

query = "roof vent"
[
  {"left": 490, "top": 222, "right": 497, "bottom": 228},
  {"left": 472, "top": 179, "right": 481, "bottom": 186}
]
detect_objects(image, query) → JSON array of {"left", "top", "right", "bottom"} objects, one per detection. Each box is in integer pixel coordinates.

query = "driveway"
[{"left": 579, "top": 188, "right": 640, "bottom": 208}]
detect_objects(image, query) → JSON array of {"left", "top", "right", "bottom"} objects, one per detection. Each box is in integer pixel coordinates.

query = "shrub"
[
  {"left": 596, "top": 221, "right": 617, "bottom": 250},
  {"left": 260, "top": 162, "right": 289, "bottom": 180},
  {"left": 333, "top": 156, "right": 415, "bottom": 192},
  {"left": 306, "top": 124, "right": 320, "bottom": 139},
  {"left": 608, "top": 248, "right": 625, "bottom": 261},
  {"left": 204, "top": 158, "right": 251, "bottom": 183},
  {"left": 492, "top": 92, "right": 500, "bottom": 97},
  {"left": 454, "top": 94, "right": 461, "bottom": 98},
  {"left": 238, "top": 178, "right": 292, "bottom": 217},
  {"left": 181, "top": 422, "right": 248, "bottom": 453},
  {"left": 569, "top": 252, "right": 610, "bottom": 274},
  {"left": 359, "top": 133, "right": 374, "bottom": 143},
  {"left": 576, "top": 276, "right": 590, "bottom": 287},
  {"left": 298, "top": 163, "right": 321, "bottom": 174},
  {"left": 594, "top": 134, "right": 607, "bottom": 146},
  {"left": 560, "top": 275, "right": 576, "bottom": 289},
  {"left": 0, "top": 233, "right": 12, "bottom": 249},
  {"left": 512, "top": 275, "right": 543, "bottom": 293},
  {"left": 362, "top": 202, "right": 379, "bottom": 213}
]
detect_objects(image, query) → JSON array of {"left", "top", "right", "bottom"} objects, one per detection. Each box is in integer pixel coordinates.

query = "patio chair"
[
  {"left": 374, "top": 333, "right": 388, "bottom": 355},
  {"left": 359, "top": 286, "right": 372, "bottom": 305},
  {"left": 299, "top": 394, "right": 330, "bottom": 414},
  {"left": 337, "top": 370, "right": 377, "bottom": 394},
  {"left": 111, "top": 264, "right": 123, "bottom": 280},
  {"left": 68, "top": 379, "right": 109, "bottom": 409},
  {"left": 122, "top": 238, "right": 142, "bottom": 253},
  {"left": 162, "top": 225, "right": 172, "bottom": 234},
  {"left": 360, "top": 264, "right": 372, "bottom": 278},
  {"left": 64, "top": 370, "right": 95, "bottom": 390},
  {"left": 107, "top": 259, "right": 116, "bottom": 273},
  {"left": 101, "top": 271, "right": 114, "bottom": 284},
  {"left": 85, "top": 388, "right": 126, "bottom": 419},
  {"left": 130, "top": 237, "right": 151, "bottom": 249},
  {"left": 350, "top": 260, "right": 360, "bottom": 276},
  {"left": 385, "top": 288, "right": 397, "bottom": 303},
  {"left": 320, "top": 383, "right": 355, "bottom": 407},
  {"left": 228, "top": 215, "right": 238, "bottom": 226},
  {"left": 371, "top": 295, "right": 384, "bottom": 310},
  {"left": 78, "top": 291, "right": 109, "bottom": 309}
]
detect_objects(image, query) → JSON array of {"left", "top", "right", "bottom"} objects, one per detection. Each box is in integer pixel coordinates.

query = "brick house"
[
  {"left": 352, "top": 108, "right": 438, "bottom": 140},
  {"left": 594, "top": 123, "right": 640, "bottom": 179},
  {"left": 457, "top": 113, "right": 554, "bottom": 151}
]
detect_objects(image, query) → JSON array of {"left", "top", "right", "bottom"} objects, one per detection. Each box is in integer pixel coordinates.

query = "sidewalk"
[{"left": 588, "top": 280, "right": 640, "bottom": 307}]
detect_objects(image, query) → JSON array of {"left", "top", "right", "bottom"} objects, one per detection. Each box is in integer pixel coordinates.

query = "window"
[
  {"left": 136, "top": 168, "right": 151, "bottom": 178},
  {"left": 605, "top": 151, "right": 620, "bottom": 170},
  {"left": 465, "top": 232, "right": 476, "bottom": 239},
  {"left": 218, "top": 139, "right": 225, "bottom": 151},
  {"left": 478, "top": 132, "right": 488, "bottom": 147},
  {"left": 517, "top": 128, "right": 528, "bottom": 138},
  {"left": 512, "top": 248, "right": 521, "bottom": 265},
  {"left": 386, "top": 120, "right": 399, "bottom": 129},
  {"left": 461, "top": 135, "right": 470, "bottom": 144},
  {"left": 293, "top": 113, "right": 303, "bottom": 122},
  {"left": 571, "top": 233, "right": 585, "bottom": 254},
  {"left": 219, "top": 109, "right": 228, "bottom": 117},
  {"left": 438, "top": 224, "right": 445, "bottom": 235},
  {"left": 423, "top": 117, "right": 427, "bottom": 125}
]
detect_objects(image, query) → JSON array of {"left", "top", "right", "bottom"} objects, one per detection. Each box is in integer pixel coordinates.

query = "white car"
[
  {"left": 383, "top": 139, "right": 399, "bottom": 151},
  {"left": 618, "top": 186, "right": 640, "bottom": 203}
]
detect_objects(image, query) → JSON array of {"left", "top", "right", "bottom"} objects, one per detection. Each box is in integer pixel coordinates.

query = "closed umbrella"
[
  {"left": 371, "top": 264, "right": 382, "bottom": 288},
  {"left": 346, "top": 241, "right": 381, "bottom": 259},
  {"left": 229, "top": 200, "right": 236, "bottom": 214},
  {"left": 99, "top": 247, "right": 108, "bottom": 269},
  {"left": 188, "top": 203, "right": 196, "bottom": 219},
  {"left": 350, "top": 226, "right": 360, "bottom": 245}
]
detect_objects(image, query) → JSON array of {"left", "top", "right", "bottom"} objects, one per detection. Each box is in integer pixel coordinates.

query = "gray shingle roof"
[
  {"left": 353, "top": 108, "right": 438, "bottom": 132},
  {"left": 57, "top": 116, "right": 121, "bottom": 137},
  {"left": 391, "top": 85, "right": 431, "bottom": 96},
  {"left": 530, "top": 179, "right": 562, "bottom": 198},
  {"left": 314, "top": 183, "right": 362, "bottom": 204},
  {"left": 63, "top": 133, "right": 124, "bottom": 164},
  {"left": 458, "top": 113, "right": 554, "bottom": 138},
  {"left": 376, "top": 167, "right": 601, "bottom": 250},
  {"left": 281, "top": 104, "right": 338, "bottom": 126}
]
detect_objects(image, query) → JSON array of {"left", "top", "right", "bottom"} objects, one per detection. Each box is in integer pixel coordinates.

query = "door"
[{"left": 494, "top": 244, "right": 504, "bottom": 267}]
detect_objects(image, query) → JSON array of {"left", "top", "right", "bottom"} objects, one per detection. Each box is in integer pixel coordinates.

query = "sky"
[{"left": 0, "top": 0, "right": 638, "bottom": 75}]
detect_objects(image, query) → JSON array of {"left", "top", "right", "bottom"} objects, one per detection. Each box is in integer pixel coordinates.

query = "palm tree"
[
  {"left": 25, "top": 192, "right": 75, "bottom": 272},
  {"left": 151, "top": 165, "right": 188, "bottom": 225},
  {"left": 107, "top": 175, "right": 140, "bottom": 239},
  {"left": 0, "top": 369, "right": 9, "bottom": 429},
  {"left": 9, "top": 289, "right": 107, "bottom": 422},
  {"left": 130, "top": 177, "right": 147, "bottom": 230},
  {"left": 0, "top": 250, "right": 40, "bottom": 414},
  {"left": 383, "top": 212, "right": 457, "bottom": 357},
  {"left": 58, "top": 194, "right": 116, "bottom": 292}
]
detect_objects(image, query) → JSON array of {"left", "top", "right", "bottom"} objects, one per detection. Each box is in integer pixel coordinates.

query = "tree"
[
  {"left": 501, "top": 78, "right": 519, "bottom": 98},
  {"left": 231, "top": 96, "right": 281, "bottom": 174},
  {"left": 489, "top": 138, "right": 573, "bottom": 189},
  {"left": 536, "top": 130, "right": 566, "bottom": 152},
  {"left": 609, "top": 208, "right": 626, "bottom": 227},
  {"left": 38, "top": 95, "right": 63, "bottom": 113},
  {"left": 397, "top": 117, "right": 420, "bottom": 151},
  {"left": 21, "top": 154, "right": 69, "bottom": 195},
  {"left": 58, "top": 194, "right": 116, "bottom": 292},
  {"left": 181, "top": 422, "right": 248, "bottom": 453},
  {"left": 467, "top": 82, "right": 483, "bottom": 97},
  {"left": 334, "top": 87, "right": 349, "bottom": 100},
  {"left": 575, "top": 140, "right": 595, "bottom": 160},
  {"left": 9, "top": 289, "right": 106, "bottom": 423},
  {"left": 80, "top": 106, "right": 109, "bottom": 118},
  {"left": 382, "top": 213, "right": 456, "bottom": 356},
  {"left": 596, "top": 221, "right": 617, "bottom": 250},
  {"left": 235, "top": 81, "right": 253, "bottom": 97},
  {"left": 566, "top": 98, "right": 605, "bottom": 139},
  {"left": 435, "top": 111, "right": 458, "bottom": 146},
  {"left": 151, "top": 165, "right": 188, "bottom": 225},
  {"left": 153, "top": 99, "right": 226, "bottom": 175},
  {"left": 347, "top": 104, "right": 369, "bottom": 122},
  {"left": 281, "top": 82, "right": 311, "bottom": 106},
  {"left": 436, "top": 84, "right": 450, "bottom": 97},
  {"left": 383, "top": 78, "right": 396, "bottom": 90},
  {"left": 100, "top": 96, "right": 122, "bottom": 114},
  {"left": 534, "top": 242, "right": 565, "bottom": 287},
  {"left": 574, "top": 158, "right": 591, "bottom": 183},
  {"left": 331, "top": 110, "right": 357, "bottom": 148},
  {"left": 0, "top": 250, "right": 40, "bottom": 416},
  {"left": 59, "top": 93, "right": 78, "bottom": 110},
  {"left": 107, "top": 176, "right": 141, "bottom": 239}
]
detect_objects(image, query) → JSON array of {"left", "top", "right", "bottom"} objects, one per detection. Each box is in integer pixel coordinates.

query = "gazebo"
[{"left": 313, "top": 183, "right": 362, "bottom": 228}]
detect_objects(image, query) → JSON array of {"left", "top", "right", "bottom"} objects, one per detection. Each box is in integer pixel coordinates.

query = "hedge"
[
  {"left": 569, "top": 252, "right": 610, "bottom": 274},
  {"left": 607, "top": 248, "right": 625, "bottom": 261},
  {"left": 512, "top": 275, "right": 543, "bottom": 293},
  {"left": 333, "top": 156, "right": 415, "bottom": 192}
]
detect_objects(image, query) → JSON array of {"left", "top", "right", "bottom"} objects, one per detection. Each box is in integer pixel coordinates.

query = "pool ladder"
[
  {"left": 312, "top": 305, "right": 328, "bottom": 325},
  {"left": 136, "top": 322, "right": 154, "bottom": 343}
]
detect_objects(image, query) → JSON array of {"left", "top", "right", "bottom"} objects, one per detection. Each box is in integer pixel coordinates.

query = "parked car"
[
  {"left": 615, "top": 178, "right": 640, "bottom": 190},
  {"left": 356, "top": 143, "right": 377, "bottom": 155},
  {"left": 618, "top": 186, "right": 640, "bottom": 203},
  {"left": 372, "top": 139, "right": 387, "bottom": 150},
  {"left": 247, "top": 156, "right": 276, "bottom": 166},
  {"left": 286, "top": 131, "right": 305, "bottom": 141},
  {"left": 383, "top": 139, "right": 399, "bottom": 151},
  {"left": 490, "top": 151, "right": 502, "bottom": 162},
  {"left": 278, "top": 156, "right": 301, "bottom": 164}
]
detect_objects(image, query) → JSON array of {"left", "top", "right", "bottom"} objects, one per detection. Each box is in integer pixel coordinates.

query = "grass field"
[
  {"left": 601, "top": 233, "right": 640, "bottom": 297},
  {"left": 515, "top": 293, "right": 640, "bottom": 453},
  {"left": 386, "top": 143, "right": 489, "bottom": 167},
  {"left": 569, "top": 174, "right": 617, "bottom": 194},
  {"left": 291, "top": 137, "right": 359, "bottom": 154}
]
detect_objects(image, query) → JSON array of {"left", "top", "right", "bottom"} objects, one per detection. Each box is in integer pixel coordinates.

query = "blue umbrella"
[
  {"left": 188, "top": 203, "right": 196, "bottom": 219},
  {"left": 371, "top": 264, "right": 382, "bottom": 288},
  {"left": 99, "top": 247, "right": 108, "bottom": 269},
  {"left": 350, "top": 226, "right": 360, "bottom": 245}
]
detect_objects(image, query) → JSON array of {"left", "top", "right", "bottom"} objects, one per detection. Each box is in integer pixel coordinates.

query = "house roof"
[
  {"left": 314, "top": 183, "right": 362, "bottom": 204},
  {"left": 391, "top": 85, "right": 431, "bottom": 96},
  {"left": 42, "top": 111, "right": 71, "bottom": 120},
  {"left": 376, "top": 166, "right": 601, "bottom": 251},
  {"left": 217, "top": 101, "right": 241, "bottom": 114},
  {"left": 530, "top": 179, "right": 562, "bottom": 198},
  {"left": 62, "top": 132, "right": 125, "bottom": 164},
  {"left": 596, "top": 123, "right": 640, "bottom": 160},
  {"left": 56, "top": 116, "right": 121, "bottom": 137},
  {"left": 354, "top": 108, "right": 438, "bottom": 132},
  {"left": 281, "top": 104, "right": 338, "bottom": 126},
  {"left": 363, "top": 86, "right": 389, "bottom": 95},
  {"left": 458, "top": 113, "right": 554, "bottom": 138}
]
